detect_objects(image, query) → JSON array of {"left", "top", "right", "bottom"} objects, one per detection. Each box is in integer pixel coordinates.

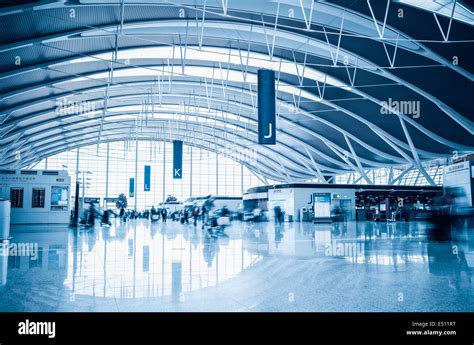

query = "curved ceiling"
[{"left": 0, "top": 0, "right": 472, "bottom": 184}]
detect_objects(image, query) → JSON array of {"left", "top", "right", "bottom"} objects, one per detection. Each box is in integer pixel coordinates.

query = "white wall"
[
  {"left": 268, "top": 188, "right": 295, "bottom": 218},
  {"left": 293, "top": 187, "right": 356, "bottom": 221},
  {"left": 247, "top": 186, "right": 357, "bottom": 221}
]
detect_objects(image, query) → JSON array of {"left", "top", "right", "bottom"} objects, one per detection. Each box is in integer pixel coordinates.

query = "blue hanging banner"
[
  {"left": 144, "top": 165, "right": 151, "bottom": 191},
  {"left": 257, "top": 69, "right": 276, "bottom": 145},
  {"left": 173, "top": 140, "right": 183, "bottom": 179},
  {"left": 129, "top": 178, "right": 135, "bottom": 197}
]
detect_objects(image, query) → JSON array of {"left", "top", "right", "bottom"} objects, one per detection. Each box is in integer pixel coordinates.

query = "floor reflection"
[
  {"left": 69, "top": 221, "right": 263, "bottom": 300},
  {"left": 0, "top": 219, "right": 472, "bottom": 311}
]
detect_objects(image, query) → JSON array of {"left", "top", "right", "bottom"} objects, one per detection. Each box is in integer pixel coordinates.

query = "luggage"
[{"left": 217, "top": 216, "right": 231, "bottom": 226}]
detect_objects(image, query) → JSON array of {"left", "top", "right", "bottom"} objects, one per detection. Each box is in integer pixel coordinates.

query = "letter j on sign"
[{"left": 257, "top": 69, "right": 276, "bottom": 145}]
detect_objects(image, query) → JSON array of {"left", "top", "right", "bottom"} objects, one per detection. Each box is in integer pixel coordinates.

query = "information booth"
[{"left": 0, "top": 169, "right": 71, "bottom": 224}]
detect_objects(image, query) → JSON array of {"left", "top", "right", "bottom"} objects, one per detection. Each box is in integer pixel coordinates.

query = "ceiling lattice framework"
[{"left": 0, "top": 0, "right": 473, "bottom": 184}]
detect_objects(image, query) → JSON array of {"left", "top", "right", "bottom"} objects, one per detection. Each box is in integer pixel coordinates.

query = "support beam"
[
  {"left": 303, "top": 146, "right": 327, "bottom": 182},
  {"left": 326, "top": 141, "right": 372, "bottom": 184},
  {"left": 391, "top": 166, "right": 414, "bottom": 185},
  {"left": 343, "top": 135, "right": 372, "bottom": 184},
  {"left": 399, "top": 117, "right": 436, "bottom": 186}
]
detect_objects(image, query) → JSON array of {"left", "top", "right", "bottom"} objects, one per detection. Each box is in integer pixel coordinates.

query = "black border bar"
[{"left": 0, "top": 312, "right": 472, "bottom": 345}]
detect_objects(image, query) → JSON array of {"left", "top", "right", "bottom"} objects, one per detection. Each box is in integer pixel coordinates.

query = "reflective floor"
[{"left": 0, "top": 219, "right": 472, "bottom": 312}]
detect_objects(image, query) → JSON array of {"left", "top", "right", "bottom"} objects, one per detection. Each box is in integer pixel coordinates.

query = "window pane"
[
  {"left": 32, "top": 188, "right": 45, "bottom": 208},
  {"left": 10, "top": 188, "right": 24, "bottom": 208},
  {"left": 30, "top": 141, "right": 278, "bottom": 209}
]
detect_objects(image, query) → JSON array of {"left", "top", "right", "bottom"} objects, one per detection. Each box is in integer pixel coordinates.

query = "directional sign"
[
  {"left": 257, "top": 69, "right": 276, "bottom": 145},
  {"left": 129, "top": 178, "right": 135, "bottom": 197},
  {"left": 144, "top": 165, "right": 151, "bottom": 191},
  {"left": 173, "top": 140, "right": 183, "bottom": 179}
]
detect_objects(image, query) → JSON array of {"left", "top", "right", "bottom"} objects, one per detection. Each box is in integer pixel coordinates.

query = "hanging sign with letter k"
[{"left": 173, "top": 140, "right": 183, "bottom": 179}]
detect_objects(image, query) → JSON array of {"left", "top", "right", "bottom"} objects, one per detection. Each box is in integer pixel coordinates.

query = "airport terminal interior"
[{"left": 0, "top": 0, "right": 473, "bottom": 312}]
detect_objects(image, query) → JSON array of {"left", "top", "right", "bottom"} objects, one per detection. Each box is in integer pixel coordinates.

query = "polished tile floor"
[{"left": 0, "top": 219, "right": 472, "bottom": 312}]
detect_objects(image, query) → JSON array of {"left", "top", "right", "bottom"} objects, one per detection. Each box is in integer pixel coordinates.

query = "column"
[
  {"left": 215, "top": 152, "right": 219, "bottom": 195},
  {"left": 189, "top": 146, "right": 193, "bottom": 197},
  {"left": 134, "top": 140, "right": 139, "bottom": 210},
  {"left": 104, "top": 142, "right": 110, "bottom": 208},
  {"left": 162, "top": 142, "right": 166, "bottom": 202}
]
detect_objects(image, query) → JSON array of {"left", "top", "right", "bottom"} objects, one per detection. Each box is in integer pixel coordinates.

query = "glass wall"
[
  {"left": 31, "top": 141, "right": 270, "bottom": 209},
  {"left": 333, "top": 166, "right": 444, "bottom": 186}
]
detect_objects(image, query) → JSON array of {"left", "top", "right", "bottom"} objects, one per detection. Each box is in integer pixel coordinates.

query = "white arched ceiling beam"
[
  {"left": 1, "top": 0, "right": 469, "bottom": 79},
  {"left": 0, "top": 102, "right": 355, "bottom": 172},
  {"left": 2, "top": 87, "right": 401, "bottom": 160},
  {"left": 0, "top": 28, "right": 470, "bottom": 142},
  {"left": 1, "top": 88, "right": 459, "bottom": 178},
  {"left": 1, "top": 47, "right": 470, "bottom": 153},
  {"left": 2, "top": 63, "right": 469, "bottom": 162},
  {"left": 5, "top": 125, "right": 289, "bottom": 179},
  {"left": 3, "top": 113, "right": 415, "bottom": 186},
  {"left": 3, "top": 90, "right": 429, "bottom": 171},
  {"left": 0, "top": 0, "right": 470, "bottom": 177},
  {"left": 3, "top": 112, "right": 352, "bottom": 175},
  {"left": 17, "top": 135, "right": 288, "bottom": 183},
  {"left": 0, "top": 15, "right": 471, "bottom": 135},
  {"left": 8, "top": 125, "right": 316, "bottom": 182},
  {"left": 320, "top": 0, "right": 473, "bottom": 78}
]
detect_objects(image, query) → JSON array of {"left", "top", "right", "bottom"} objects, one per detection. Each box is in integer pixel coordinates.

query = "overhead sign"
[
  {"left": 129, "top": 178, "right": 135, "bottom": 197},
  {"left": 144, "top": 165, "right": 151, "bottom": 191},
  {"left": 257, "top": 69, "right": 276, "bottom": 145},
  {"left": 173, "top": 140, "right": 183, "bottom": 179},
  {"left": 83, "top": 197, "right": 100, "bottom": 204},
  {"left": 445, "top": 161, "right": 469, "bottom": 174}
]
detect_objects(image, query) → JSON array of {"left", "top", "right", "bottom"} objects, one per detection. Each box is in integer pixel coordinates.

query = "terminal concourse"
[{"left": 0, "top": 0, "right": 473, "bottom": 313}]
